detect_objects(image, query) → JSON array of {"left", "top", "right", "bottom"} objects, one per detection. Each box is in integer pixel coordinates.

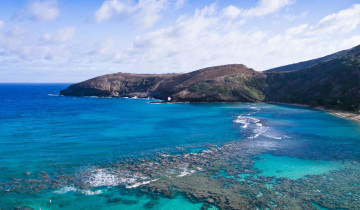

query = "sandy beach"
[
  {"left": 268, "top": 102, "right": 360, "bottom": 124},
  {"left": 314, "top": 106, "right": 360, "bottom": 124}
]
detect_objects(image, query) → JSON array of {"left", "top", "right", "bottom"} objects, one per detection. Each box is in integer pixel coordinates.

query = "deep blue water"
[{"left": 1, "top": 84, "right": 360, "bottom": 209}]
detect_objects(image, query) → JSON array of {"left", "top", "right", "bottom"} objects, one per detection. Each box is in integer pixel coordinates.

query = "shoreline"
[
  {"left": 62, "top": 95, "right": 360, "bottom": 124},
  {"left": 313, "top": 106, "right": 360, "bottom": 124},
  {"left": 154, "top": 100, "right": 360, "bottom": 123},
  {"left": 269, "top": 102, "right": 360, "bottom": 124}
]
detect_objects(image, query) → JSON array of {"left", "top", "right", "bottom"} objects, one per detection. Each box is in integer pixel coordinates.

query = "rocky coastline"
[{"left": 61, "top": 44, "right": 360, "bottom": 117}]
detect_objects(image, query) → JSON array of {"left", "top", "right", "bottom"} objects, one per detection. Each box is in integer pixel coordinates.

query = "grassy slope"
[{"left": 264, "top": 47, "right": 360, "bottom": 113}]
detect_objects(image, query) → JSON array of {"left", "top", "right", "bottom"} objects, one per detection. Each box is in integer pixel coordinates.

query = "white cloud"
[
  {"left": 95, "top": 0, "right": 126, "bottom": 23},
  {"left": 175, "top": 0, "right": 186, "bottom": 9},
  {"left": 113, "top": 4, "right": 270, "bottom": 71},
  {"left": 340, "top": 35, "right": 360, "bottom": 49},
  {"left": 26, "top": 0, "right": 60, "bottom": 22},
  {"left": 2, "top": 1, "right": 360, "bottom": 83},
  {"left": 286, "top": 24, "right": 308, "bottom": 36},
  {"left": 301, "top": 10, "right": 309, "bottom": 17},
  {"left": 311, "top": 4, "right": 360, "bottom": 34},
  {"left": 109, "top": 2, "right": 360, "bottom": 73},
  {"left": 222, "top": 5, "right": 241, "bottom": 19},
  {"left": 242, "top": 0, "right": 294, "bottom": 17},
  {"left": 0, "top": 20, "right": 4, "bottom": 29},
  {"left": 222, "top": 0, "right": 294, "bottom": 19},
  {"left": 0, "top": 25, "right": 73, "bottom": 61},
  {"left": 88, "top": 37, "right": 116, "bottom": 55},
  {"left": 41, "top": 27, "right": 76, "bottom": 43},
  {"left": 95, "top": 0, "right": 168, "bottom": 28},
  {"left": 133, "top": 0, "right": 168, "bottom": 28}
]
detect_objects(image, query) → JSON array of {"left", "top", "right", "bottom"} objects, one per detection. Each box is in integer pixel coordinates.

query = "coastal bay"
[{"left": 1, "top": 84, "right": 360, "bottom": 209}]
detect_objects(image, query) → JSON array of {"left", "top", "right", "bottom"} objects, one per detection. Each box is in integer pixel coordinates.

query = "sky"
[{"left": 0, "top": 0, "right": 360, "bottom": 83}]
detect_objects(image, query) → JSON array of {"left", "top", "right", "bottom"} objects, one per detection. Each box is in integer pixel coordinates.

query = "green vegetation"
[
  {"left": 266, "top": 54, "right": 360, "bottom": 112},
  {"left": 63, "top": 45, "right": 360, "bottom": 113},
  {"left": 189, "top": 83, "right": 231, "bottom": 97},
  {"left": 188, "top": 74, "right": 266, "bottom": 101}
]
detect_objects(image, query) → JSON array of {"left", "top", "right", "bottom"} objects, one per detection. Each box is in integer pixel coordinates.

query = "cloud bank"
[
  {"left": 95, "top": 0, "right": 168, "bottom": 28},
  {"left": 1, "top": 0, "right": 360, "bottom": 82},
  {"left": 24, "top": 0, "right": 60, "bottom": 22}
]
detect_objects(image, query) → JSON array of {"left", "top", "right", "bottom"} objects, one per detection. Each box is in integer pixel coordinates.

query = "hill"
[
  {"left": 265, "top": 47, "right": 353, "bottom": 72},
  {"left": 60, "top": 64, "right": 268, "bottom": 102},
  {"left": 265, "top": 45, "right": 360, "bottom": 112},
  {"left": 60, "top": 45, "right": 360, "bottom": 113}
]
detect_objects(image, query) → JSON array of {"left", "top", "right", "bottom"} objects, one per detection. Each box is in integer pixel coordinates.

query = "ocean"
[{"left": 1, "top": 84, "right": 360, "bottom": 209}]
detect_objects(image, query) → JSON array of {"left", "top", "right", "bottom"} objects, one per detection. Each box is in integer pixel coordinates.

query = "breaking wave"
[
  {"left": 234, "top": 116, "right": 282, "bottom": 140},
  {"left": 126, "top": 179, "right": 159, "bottom": 189},
  {"left": 80, "top": 167, "right": 157, "bottom": 189},
  {"left": 54, "top": 186, "right": 103, "bottom": 195}
]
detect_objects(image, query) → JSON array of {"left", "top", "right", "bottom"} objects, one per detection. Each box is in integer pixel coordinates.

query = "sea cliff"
[{"left": 61, "top": 45, "right": 360, "bottom": 113}]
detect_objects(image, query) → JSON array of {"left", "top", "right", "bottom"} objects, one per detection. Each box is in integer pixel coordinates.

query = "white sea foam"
[
  {"left": 81, "top": 167, "right": 151, "bottom": 189},
  {"left": 250, "top": 106, "right": 261, "bottom": 111},
  {"left": 54, "top": 186, "right": 77, "bottom": 194},
  {"left": 54, "top": 186, "right": 103, "bottom": 195},
  {"left": 235, "top": 115, "right": 283, "bottom": 140},
  {"left": 83, "top": 168, "right": 123, "bottom": 187},
  {"left": 234, "top": 116, "right": 262, "bottom": 129},
  {"left": 177, "top": 168, "right": 196, "bottom": 177},
  {"left": 126, "top": 179, "right": 159, "bottom": 189},
  {"left": 250, "top": 126, "right": 268, "bottom": 139},
  {"left": 81, "top": 189, "right": 103, "bottom": 195},
  {"left": 251, "top": 125, "right": 283, "bottom": 140}
]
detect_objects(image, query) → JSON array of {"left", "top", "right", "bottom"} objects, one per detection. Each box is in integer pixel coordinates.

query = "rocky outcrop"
[
  {"left": 61, "top": 64, "right": 267, "bottom": 102},
  {"left": 60, "top": 45, "right": 360, "bottom": 112},
  {"left": 60, "top": 73, "right": 178, "bottom": 98}
]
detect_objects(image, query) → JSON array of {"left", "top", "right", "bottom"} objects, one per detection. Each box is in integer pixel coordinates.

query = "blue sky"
[{"left": 0, "top": 0, "right": 360, "bottom": 83}]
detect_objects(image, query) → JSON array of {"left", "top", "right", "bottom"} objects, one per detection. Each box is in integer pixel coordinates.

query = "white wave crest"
[
  {"left": 83, "top": 168, "right": 124, "bottom": 187},
  {"left": 126, "top": 179, "right": 159, "bottom": 189},
  {"left": 234, "top": 116, "right": 262, "bottom": 128},
  {"left": 250, "top": 106, "right": 261, "bottom": 111},
  {"left": 234, "top": 115, "right": 283, "bottom": 140},
  {"left": 54, "top": 186, "right": 103, "bottom": 195},
  {"left": 54, "top": 186, "right": 77, "bottom": 194},
  {"left": 82, "top": 168, "right": 151, "bottom": 188},
  {"left": 81, "top": 189, "right": 103, "bottom": 195}
]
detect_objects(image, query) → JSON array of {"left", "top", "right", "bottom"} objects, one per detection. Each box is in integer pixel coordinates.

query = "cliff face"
[
  {"left": 60, "top": 73, "right": 178, "bottom": 98},
  {"left": 60, "top": 64, "right": 267, "bottom": 102},
  {"left": 60, "top": 45, "right": 360, "bottom": 112}
]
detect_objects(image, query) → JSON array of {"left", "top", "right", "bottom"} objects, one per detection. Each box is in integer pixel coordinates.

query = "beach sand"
[{"left": 314, "top": 106, "right": 360, "bottom": 124}]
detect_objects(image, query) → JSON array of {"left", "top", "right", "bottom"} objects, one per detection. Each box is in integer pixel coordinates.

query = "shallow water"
[
  {"left": 1, "top": 84, "right": 360, "bottom": 209},
  {"left": 254, "top": 153, "right": 360, "bottom": 179}
]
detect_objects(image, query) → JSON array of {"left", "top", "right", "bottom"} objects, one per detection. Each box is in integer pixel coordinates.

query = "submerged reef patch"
[{"left": 1, "top": 137, "right": 359, "bottom": 209}]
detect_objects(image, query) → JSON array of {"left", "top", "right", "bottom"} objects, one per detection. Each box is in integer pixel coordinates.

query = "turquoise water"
[
  {"left": 254, "top": 154, "right": 360, "bottom": 179},
  {"left": 1, "top": 84, "right": 360, "bottom": 209}
]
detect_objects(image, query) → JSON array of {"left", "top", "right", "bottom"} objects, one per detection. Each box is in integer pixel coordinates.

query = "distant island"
[{"left": 61, "top": 45, "right": 360, "bottom": 114}]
